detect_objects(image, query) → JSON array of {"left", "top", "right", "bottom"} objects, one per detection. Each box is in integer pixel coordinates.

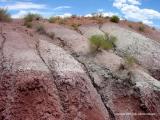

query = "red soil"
[
  {"left": 0, "top": 71, "right": 107, "bottom": 120},
  {"left": 58, "top": 17, "right": 160, "bottom": 42}
]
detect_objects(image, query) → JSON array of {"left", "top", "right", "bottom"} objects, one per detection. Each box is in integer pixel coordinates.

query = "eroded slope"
[{"left": 0, "top": 21, "right": 160, "bottom": 120}]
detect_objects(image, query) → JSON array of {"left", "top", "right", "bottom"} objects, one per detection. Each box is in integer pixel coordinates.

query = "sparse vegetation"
[
  {"left": 92, "top": 12, "right": 103, "bottom": 18},
  {"left": 90, "top": 12, "right": 104, "bottom": 22},
  {"left": 49, "top": 16, "right": 61, "bottom": 23},
  {"left": 89, "top": 34, "right": 117, "bottom": 52},
  {"left": 71, "top": 23, "right": 81, "bottom": 30},
  {"left": 58, "top": 18, "right": 66, "bottom": 24},
  {"left": 110, "top": 15, "right": 120, "bottom": 23},
  {"left": 138, "top": 25, "right": 145, "bottom": 32},
  {"left": 128, "top": 24, "right": 133, "bottom": 28},
  {"left": 105, "top": 16, "right": 110, "bottom": 19},
  {"left": 48, "top": 17, "right": 57, "bottom": 23},
  {"left": 36, "top": 24, "right": 46, "bottom": 34},
  {"left": 71, "top": 14, "right": 77, "bottom": 18},
  {"left": 139, "top": 21, "right": 143, "bottom": 24},
  {"left": 24, "top": 13, "right": 41, "bottom": 28},
  {"left": 24, "top": 13, "right": 41, "bottom": 23},
  {"left": 124, "top": 55, "right": 137, "bottom": 67},
  {"left": 0, "top": 8, "right": 11, "bottom": 22},
  {"left": 24, "top": 22, "right": 32, "bottom": 28},
  {"left": 97, "top": 18, "right": 104, "bottom": 24},
  {"left": 48, "top": 16, "right": 66, "bottom": 24}
]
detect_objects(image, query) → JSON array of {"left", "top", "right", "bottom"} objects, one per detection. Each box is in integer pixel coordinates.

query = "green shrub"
[
  {"left": 36, "top": 24, "right": 45, "bottom": 34},
  {"left": 110, "top": 15, "right": 120, "bottom": 23},
  {"left": 24, "top": 13, "right": 41, "bottom": 23},
  {"left": 89, "top": 34, "right": 117, "bottom": 52},
  {"left": 0, "top": 8, "right": 11, "bottom": 22},
  {"left": 138, "top": 26, "right": 145, "bottom": 32}
]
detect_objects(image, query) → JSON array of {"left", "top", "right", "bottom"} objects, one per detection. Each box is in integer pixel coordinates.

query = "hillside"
[{"left": 0, "top": 17, "right": 160, "bottom": 120}]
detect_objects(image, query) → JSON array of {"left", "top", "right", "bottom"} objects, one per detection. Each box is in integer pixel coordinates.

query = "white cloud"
[
  {"left": 128, "top": 0, "right": 141, "bottom": 5},
  {"left": 142, "top": 20, "right": 153, "bottom": 25},
  {"left": 12, "top": 10, "right": 27, "bottom": 18},
  {"left": 53, "top": 6, "right": 71, "bottom": 10},
  {"left": 2, "top": 2, "right": 72, "bottom": 18},
  {"left": 12, "top": 10, "right": 54, "bottom": 18},
  {"left": 102, "top": 12, "right": 119, "bottom": 17},
  {"left": 85, "top": 11, "right": 119, "bottom": 18},
  {"left": 85, "top": 14, "right": 92, "bottom": 17},
  {"left": 12, "top": 9, "right": 72, "bottom": 18},
  {"left": 3, "top": 2, "right": 46, "bottom": 10},
  {"left": 57, "top": 13, "right": 72, "bottom": 18},
  {"left": 113, "top": 0, "right": 160, "bottom": 26},
  {"left": 97, "top": 9, "right": 105, "bottom": 12},
  {"left": 113, "top": 0, "right": 126, "bottom": 9}
]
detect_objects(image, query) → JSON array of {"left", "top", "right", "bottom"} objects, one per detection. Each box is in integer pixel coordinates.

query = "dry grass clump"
[
  {"left": 24, "top": 22, "right": 32, "bottom": 28},
  {"left": 128, "top": 24, "right": 133, "bottom": 28},
  {"left": 71, "top": 23, "right": 81, "bottom": 30},
  {"left": 124, "top": 54, "right": 137, "bottom": 68},
  {"left": 36, "top": 24, "right": 46, "bottom": 34},
  {"left": 138, "top": 25, "right": 145, "bottom": 32},
  {"left": 24, "top": 13, "right": 42, "bottom": 28}
]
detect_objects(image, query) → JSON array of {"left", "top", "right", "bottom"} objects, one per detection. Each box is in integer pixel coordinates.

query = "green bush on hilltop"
[
  {"left": 110, "top": 15, "right": 120, "bottom": 23},
  {"left": 24, "top": 13, "right": 41, "bottom": 22}
]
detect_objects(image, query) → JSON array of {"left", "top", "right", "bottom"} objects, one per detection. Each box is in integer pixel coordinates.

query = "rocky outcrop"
[
  {"left": 37, "top": 39, "right": 109, "bottom": 119},
  {"left": 131, "top": 69, "right": 160, "bottom": 119},
  {"left": 94, "top": 51, "right": 124, "bottom": 72},
  {"left": 43, "top": 23, "right": 90, "bottom": 55},
  {"left": 0, "top": 23, "right": 109, "bottom": 120},
  {"left": 78, "top": 23, "right": 160, "bottom": 120},
  {"left": 101, "top": 23, "right": 160, "bottom": 71}
]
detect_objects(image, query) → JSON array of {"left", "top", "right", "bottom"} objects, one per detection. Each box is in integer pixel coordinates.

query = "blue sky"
[{"left": 0, "top": 0, "right": 160, "bottom": 28}]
